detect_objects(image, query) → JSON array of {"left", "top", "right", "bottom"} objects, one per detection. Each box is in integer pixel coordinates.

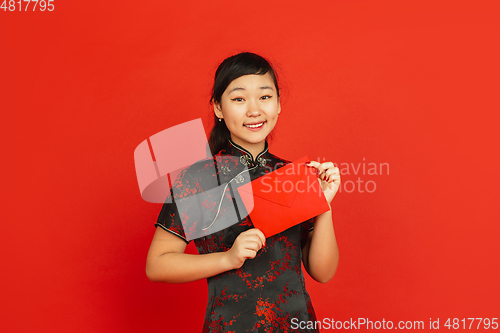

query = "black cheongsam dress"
[{"left": 155, "top": 139, "right": 319, "bottom": 333}]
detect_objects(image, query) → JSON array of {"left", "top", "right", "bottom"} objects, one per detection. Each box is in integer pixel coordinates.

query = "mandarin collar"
[{"left": 227, "top": 138, "right": 269, "bottom": 168}]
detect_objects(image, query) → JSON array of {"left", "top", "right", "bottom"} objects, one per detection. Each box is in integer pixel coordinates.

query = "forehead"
[{"left": 225, "top": 73, "right": 275, "bottom": 94}]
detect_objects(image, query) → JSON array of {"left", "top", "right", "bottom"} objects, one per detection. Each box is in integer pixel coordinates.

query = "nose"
[{"left": 246, "top": 98, "right": 261, "bottom": 117}]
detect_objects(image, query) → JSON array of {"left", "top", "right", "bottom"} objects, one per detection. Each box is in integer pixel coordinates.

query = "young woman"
[{"left": 146, "top": 52, "right": 340, "bottom": 332}]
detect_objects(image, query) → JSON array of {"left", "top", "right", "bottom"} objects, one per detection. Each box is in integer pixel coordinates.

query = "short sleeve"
[
  {"left": 155, "top": 200, "right": 190, "bottom": 244},
  {"left": 300, "top": 217, "right": 315, "bottom": 249},
  {"left": 154, "top": 168, "right": 194, "bottom": 244}
]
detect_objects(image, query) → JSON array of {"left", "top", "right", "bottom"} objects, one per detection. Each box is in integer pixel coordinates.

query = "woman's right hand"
[{"left": 225, "top": 228, "right": 266, "bottom": 270}]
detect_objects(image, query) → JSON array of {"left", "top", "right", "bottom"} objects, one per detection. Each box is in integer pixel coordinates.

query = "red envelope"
[{"left": 236, "top": 156, "right": 330, "bottom": 238}]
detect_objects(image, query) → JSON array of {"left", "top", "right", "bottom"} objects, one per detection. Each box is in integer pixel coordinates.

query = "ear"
[
  {"left": 213, "top": 101, "right": 223, "bottom": 119},
  {"left": 278, "top": 101, "right": 281, "bottom": 115}
]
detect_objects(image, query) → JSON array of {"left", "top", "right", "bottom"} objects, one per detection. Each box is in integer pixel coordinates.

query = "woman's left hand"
[{"left": 306, "top": 161, "right": 341, "bottom": 204}]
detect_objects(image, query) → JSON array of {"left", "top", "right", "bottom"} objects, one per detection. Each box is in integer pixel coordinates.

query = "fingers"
[
  {"left": 243, "top": 243, "right": 261, "bottom": 257},
  {"left": 329, "top": 173, "right": 341, "bottom": 184},
  {"left": 231, "top": 229, "right": 267, "bottom": 264},
  {"left": 241, "top": 228, "right": 266, "bottom": 246},
  {"left": 239, "top": 236, "right": 262, "bottom": 258},
  {"left": 306, "top": 160, "right": 321, "bottom": 168},
  {"left": 253, "top": 228, "right": 266, "bottom": 246},
  {"left": 322, "top": 167, "right": 340, "bottom": 182},
  {"left": 307, "top": 161, "right": 334, "bottom": 174},
  {"left": 243, "top": 248, "right": 258, "bottom": 259},
  {"left": 307, "top": 161, "right": 340, "bottom": 182},
  {"left": 319, "top": 162, "right": 335, "bottom": 173},
  {"left": 242, "top": 237, "right": 263, "bottom": 251}
]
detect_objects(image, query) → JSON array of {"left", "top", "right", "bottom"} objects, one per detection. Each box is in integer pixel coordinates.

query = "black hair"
[{"left": 208, "top": 52, "right": 280, "bottom": 155}]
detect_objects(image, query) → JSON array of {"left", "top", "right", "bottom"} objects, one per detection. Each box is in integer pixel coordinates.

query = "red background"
[{"left": 2, "top": 1, "right": 499, "bottom": 332}]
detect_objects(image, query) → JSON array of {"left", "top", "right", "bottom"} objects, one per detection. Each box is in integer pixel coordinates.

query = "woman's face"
[{"left": 214, "top": 73, "right": 281, "bottom": 152}]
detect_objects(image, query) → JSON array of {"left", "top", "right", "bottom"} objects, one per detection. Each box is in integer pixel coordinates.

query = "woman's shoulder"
[{"left": 169, "top": 157, "right": 218, "bottom": 194}]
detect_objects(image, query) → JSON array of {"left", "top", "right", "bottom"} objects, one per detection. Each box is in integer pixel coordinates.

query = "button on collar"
[{"left": 228, "top": 139, "right": 269, "bottom": 169}]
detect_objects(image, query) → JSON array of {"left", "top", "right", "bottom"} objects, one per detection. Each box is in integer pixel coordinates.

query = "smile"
[{"left": 244, "top": 121, "right": 265, "bottom": 129}]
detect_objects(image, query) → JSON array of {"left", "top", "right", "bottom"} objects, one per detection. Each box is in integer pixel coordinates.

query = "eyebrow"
[{"left": 228, "top": 86, "right": 275, "bottom": 94}]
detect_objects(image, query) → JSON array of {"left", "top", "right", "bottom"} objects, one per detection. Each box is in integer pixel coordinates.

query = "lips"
[{"left": 244, "top": 121, "right": 266, "bottom": 128}]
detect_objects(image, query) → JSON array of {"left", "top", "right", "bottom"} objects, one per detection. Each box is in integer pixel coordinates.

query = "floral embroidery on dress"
[
  {"left": 220, "top": 164, "right": 231, "bottom": 175},
  {"left": 235, "top": 174, "right": 245, "bottom": 183}
]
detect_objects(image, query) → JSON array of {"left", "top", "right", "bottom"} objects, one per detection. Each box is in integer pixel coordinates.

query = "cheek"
[
  {"left": 262, "top": 103, "right": 277, "bottom": 115},
  {"left": 269, "top": 110, "right": 280, "bottom": 122},
  {"left": 222, "top": 108, "right": 238, "bottom": 124},
  {"left": 226, "top": 113, "right": 245, "bottom": 130},
  {"left": 266, "top": 114, "right": 280, "bottom": 130}
]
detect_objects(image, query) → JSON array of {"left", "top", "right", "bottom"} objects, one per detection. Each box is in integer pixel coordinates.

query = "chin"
[
  {"left": 235, "top": 133, "right": 268, "bottom": 145},
  {"left": 246, "top": 133, "right": 269, "bottom": 143}
]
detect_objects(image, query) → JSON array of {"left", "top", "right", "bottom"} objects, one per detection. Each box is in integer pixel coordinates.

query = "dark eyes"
[{"left": 231, "top": 95, "right": 272, "bottom": 102}]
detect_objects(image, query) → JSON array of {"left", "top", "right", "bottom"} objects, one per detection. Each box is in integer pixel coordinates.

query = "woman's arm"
[
  {"left": 302, "top": 161, "right": 341, "bottom": 283},
  {"left": 302, "top": 205, "right": 339, "bottom": 283},
  {"left": 146, "top": 227, "right": 266, "bottom": 283}
]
